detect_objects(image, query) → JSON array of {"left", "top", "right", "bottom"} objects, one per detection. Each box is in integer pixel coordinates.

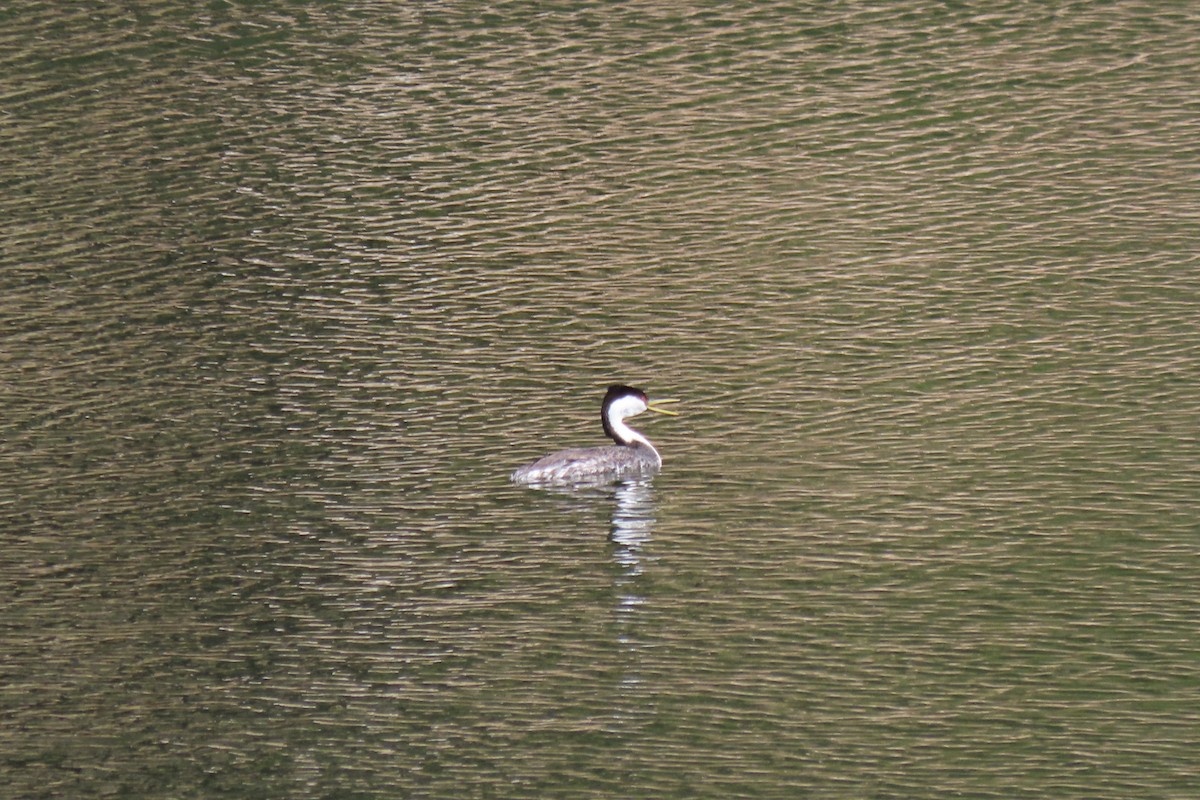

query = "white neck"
[
  {"left": 605, "top": 394, "right": 650, "bottom": 447},
  {"left": 609, "top": 416, "right": 655, "bottom": 452}
]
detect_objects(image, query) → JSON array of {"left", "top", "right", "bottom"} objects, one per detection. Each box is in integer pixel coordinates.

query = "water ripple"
[{"left": 3, "top": 2, "right": 1198, "bottom": 797}]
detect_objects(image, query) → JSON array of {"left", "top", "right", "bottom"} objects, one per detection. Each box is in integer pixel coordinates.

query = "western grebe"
[{"left": 511, "top": 384, "right": 679, "bottom": 486}]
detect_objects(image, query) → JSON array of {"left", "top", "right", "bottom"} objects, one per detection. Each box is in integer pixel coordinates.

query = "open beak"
[{"left": 647, "top": 398, "right": 680, "bottom": 416}]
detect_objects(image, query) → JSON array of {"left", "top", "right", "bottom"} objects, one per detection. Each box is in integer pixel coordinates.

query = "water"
[{"left": 3, "top": 2, "right": 1199, "bottom": 797}]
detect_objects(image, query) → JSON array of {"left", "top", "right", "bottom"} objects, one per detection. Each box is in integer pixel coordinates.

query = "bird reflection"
[
  {"left": 527, "top": 477, "right": 658, "bottom": 625},
  {"left": 516, "top": 477, "right": 660, "bottom": 726},
  {"left": 609, "top": 478, "right": 656, "bottom": 634},
  {"left": 607, "top": 478, "right": 658, "bottom": 723}
]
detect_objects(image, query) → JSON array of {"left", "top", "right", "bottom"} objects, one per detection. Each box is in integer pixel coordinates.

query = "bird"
[{"left": 510, "top": 384, "right": 678, "bottom": 486}]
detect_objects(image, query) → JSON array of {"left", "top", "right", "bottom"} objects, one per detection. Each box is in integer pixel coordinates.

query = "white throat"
[{"left": 609, "top": 415, "right": 653, "bottom": 450}]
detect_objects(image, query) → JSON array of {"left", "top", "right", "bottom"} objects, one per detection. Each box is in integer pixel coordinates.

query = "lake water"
[{"left": 3, "top": 2, "right": 1198, "bottom": 798}]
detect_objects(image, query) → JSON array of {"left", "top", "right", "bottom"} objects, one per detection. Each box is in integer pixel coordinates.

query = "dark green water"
[{"left": 3, "top": 2, "right": 1198, "bottom": 797}]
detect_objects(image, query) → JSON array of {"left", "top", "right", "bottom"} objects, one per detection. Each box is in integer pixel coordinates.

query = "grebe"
[{"left": 511, "top": 384, "right": 678, "bottom": 486}]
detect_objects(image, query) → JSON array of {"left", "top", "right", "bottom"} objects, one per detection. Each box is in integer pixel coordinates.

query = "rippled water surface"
[{"left": 3, "top": 2, "right": 1199, "bottom": 797}]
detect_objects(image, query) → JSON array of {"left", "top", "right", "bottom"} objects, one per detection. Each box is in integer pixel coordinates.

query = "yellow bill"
[{"left": 647, "top": 398, "right": 680, "bottom": 416}]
